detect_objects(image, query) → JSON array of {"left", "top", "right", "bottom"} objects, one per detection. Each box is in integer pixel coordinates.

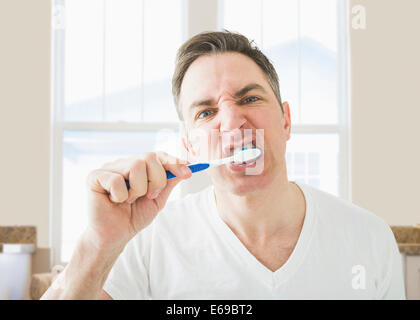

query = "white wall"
[
  {"left": 350, "top": 0, "right": 420, "bottom": 225},
  {"left": 0, "top": 0, "right": 51, "bottom": 248}
]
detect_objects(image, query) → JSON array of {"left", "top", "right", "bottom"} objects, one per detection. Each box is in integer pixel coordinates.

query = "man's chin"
[
  {"left": 217, "top": 173, "right": 271, "bottom": 196},
  {"left": 211, "top": 159, "right": 274, "bottom": 194}
]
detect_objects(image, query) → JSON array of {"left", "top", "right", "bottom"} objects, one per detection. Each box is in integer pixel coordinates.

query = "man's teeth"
[
  {"left": 234, "top": 147, "right": 242, "bottom": 154},
  {"left": 232, "top": 143, "right": 256, "bottom": 164},
  {"left": 233, "top": 143, "right": 254, "bottom": 155}
]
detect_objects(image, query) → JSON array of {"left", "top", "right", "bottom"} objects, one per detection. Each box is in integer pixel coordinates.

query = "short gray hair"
[{"left": 172, "top": 31, "right": 284, "bottom": 120}]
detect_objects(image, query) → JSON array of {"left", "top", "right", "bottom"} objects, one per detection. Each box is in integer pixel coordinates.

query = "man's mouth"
[
  {"left": 224, "top": 139, "right": 256, "bottom": 158},
  {"left": 226, "top": 140, "right": 262, "bottom": 170},
  {"left": 230, "top": 159, "right": 258, "bottom": 167},
  {"left": 227, "top": 156, "right": 259, "bottom": 171}
]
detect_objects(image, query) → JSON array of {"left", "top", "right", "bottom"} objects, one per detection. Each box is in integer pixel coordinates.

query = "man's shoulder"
[
  {"left": 299, "top": 182, "right": 389, "bottom": 232},
  {"left": 299, "top": 183, "right": 395, "bottom": 260}
]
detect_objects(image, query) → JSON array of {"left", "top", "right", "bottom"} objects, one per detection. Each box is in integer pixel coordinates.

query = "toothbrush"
[{"left": 124, "top": 147, "right": 261, "bottom": 190}]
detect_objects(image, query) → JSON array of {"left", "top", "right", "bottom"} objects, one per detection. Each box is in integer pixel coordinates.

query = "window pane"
[
  {"left": 61, "top": 129, "right": 181, "bottom": 262},
  {"left": 262, "top": 0, "right": 300, "bottom": 123},
  {"left": 64, "top": 0, "right": 184, "bottom": 123},
  {"left": 300, "top": 0, "right": 337, "bottom": 53},
  {"left": 286, "top": 133, "right": 339, "bottom": 196},
  {"left": 222, "top": 0, "right": 262, "bottom": 47},
  {"left": 64, "top": 0, "right": 104, "bottom": 121},
  {"left": 143, "top": 0, "right": 183, "bottom": 122},
  {"left": 300, "top": 0, "right": 338, "bottom": 124},
  {"left": 220, "top": 0, "right": 340, "bottom": 125},
  {"left": 104, "top": 0, "right": 143, "bottom": 122}
]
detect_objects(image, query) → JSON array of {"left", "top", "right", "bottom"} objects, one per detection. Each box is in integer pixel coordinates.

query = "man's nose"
[{"left": 219, "top": 104, "right": 247, "bottom": 132}]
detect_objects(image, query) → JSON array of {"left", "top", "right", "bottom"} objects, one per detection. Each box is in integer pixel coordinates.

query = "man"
[{"left": 42, "top": 31, "right": 405, "bottom": 299}]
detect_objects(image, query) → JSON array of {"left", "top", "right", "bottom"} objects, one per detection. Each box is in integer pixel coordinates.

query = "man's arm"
[
  {"left": 99, "top": 290, "right": 113, "bottom": 300},
  {"left": 42, "top": 152, "right": 191, "bottom": 300},
  {"left": 41, "top": 230, "right": 123, "bottom": 300}
]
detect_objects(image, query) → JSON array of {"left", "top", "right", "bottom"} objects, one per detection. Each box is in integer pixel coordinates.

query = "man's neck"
[{"left": 213, "top": 178, "right": 306, "bottom": 246}]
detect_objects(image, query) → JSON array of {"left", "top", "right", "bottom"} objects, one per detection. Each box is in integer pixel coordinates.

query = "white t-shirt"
[{"left": 103, "top": 182, "right": 406, "bottom": 300}]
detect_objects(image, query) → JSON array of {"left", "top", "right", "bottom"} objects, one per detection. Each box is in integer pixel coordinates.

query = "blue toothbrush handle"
[
  {"left": 165, "top": 163, "right": 210, "bottom": 179},
  {"left": 124, "top": 163, "right": 210, "bottom": 190}
]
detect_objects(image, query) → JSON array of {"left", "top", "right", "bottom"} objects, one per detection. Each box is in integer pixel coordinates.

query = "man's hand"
[
  {"left": 85, "top": 151, "right": 192, "bottom": 251},
  {"left": 41, "top": 151, "right": 191, "bottom": 299}
]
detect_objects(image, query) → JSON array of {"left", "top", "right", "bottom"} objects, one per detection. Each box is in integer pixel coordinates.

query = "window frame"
[{"left": 50, "top": 0, "right": 350, "bottom": 266}]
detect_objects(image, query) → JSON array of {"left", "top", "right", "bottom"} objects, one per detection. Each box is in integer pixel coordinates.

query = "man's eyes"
[
  {"left": 242, "top": 96, "right": 260, "bottom": 104},
  {"left": 197, "top": 109, "right": 216, "bottom": 119},
  {"left": 195, "top": 96, "right": 260, "bottom": 120}
]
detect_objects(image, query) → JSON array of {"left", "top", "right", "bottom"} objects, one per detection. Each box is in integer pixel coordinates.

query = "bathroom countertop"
[
  {"left": 0, "top": 226, "right": 418, "bottom": 254},
  {"left": 0, "top": 226, "right": 36, "bottom": 252},
  {"left": 390, "top": 226, "right": 420, "bottom": 255},
  {"left": 396, "top": 243, "right": 420, "bottom": 255}
]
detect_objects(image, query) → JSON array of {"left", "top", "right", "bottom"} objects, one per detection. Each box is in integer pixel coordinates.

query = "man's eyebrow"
[
  {"left": 190, "top": 99, "right": 214, "bottom": 111},
  {"left": 188, "top": 83, "right": 267, "bottom": 112},
  {"left": 233, "top": 83, "right": 267, "bottom": 99}
]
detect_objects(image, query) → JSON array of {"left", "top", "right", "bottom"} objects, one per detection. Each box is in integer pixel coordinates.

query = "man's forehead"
[{"left": 179, "top": 52, "right": 269, "bottom": 108}]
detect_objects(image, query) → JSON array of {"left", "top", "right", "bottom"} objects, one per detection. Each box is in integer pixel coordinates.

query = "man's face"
[{"left": 179, "top": 52, "right": 291, "bottom": 195}]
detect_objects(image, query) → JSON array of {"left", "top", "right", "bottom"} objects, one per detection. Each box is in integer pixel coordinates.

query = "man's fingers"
[
  {"left": 91, "top": 152, "right": 192, "bottom": 204},
  {"left": 153, "top": 177, "right": 184, "bottom": 209},
  {"left": 143, "top": 153, "right": 167, "bottom": 200},
  {"left": 87, "top": 170, "right": 129, "bottom": 203},
  {"left": 156, "top": 151, "right": 192, "bottom": 181},
  {"left": 127, "top": 159, "right": 148, "bottom": 202},
  {"left": 156, "top": 151, "right": 188, "bottom": 165}
]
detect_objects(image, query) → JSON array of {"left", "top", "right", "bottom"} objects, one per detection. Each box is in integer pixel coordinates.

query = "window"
[
  {"left": 51, "top": 0, "right": 350, "bottom": 264},
  {"left": 220, "top": 0, "right": 350, "bottom": 197},
  {"left": 63, "top": 0, "right": 183, "bottom": 122},
  {"left": 52, "top": 0, "right": 185, "bottom": 263}
]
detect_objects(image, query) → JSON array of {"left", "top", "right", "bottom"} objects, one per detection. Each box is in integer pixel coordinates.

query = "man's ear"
[{"left": 282, "top": 101, "right": 292, "bottom": 141}]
